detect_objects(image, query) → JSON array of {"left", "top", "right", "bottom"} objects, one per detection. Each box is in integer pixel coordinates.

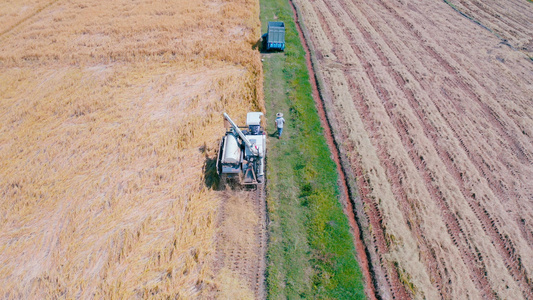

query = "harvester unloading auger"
[{"left": 216, "top": 112, "right": 266, "bottom": 186}]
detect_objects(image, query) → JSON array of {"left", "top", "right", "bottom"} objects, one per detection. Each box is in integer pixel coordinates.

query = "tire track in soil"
[
  {"left": 353, "top": 0, "right": 533, "bottom": 296},
  {"left": 438, "top": 78, "right": 533, "bottom": 248},
  {"left": 455, "top": 0, "right": 533, "bottom": 44},
  {"left": 310, "top": 0, "right": 532, "bottom": 297},
  {"left": 372, "top": 0, "right": 528, "bottom": 276},
  {"left": 455, "top": 0, "right": 521, "bottom": 40},
  {"left": 319, "top": 2, "right": 498, "bottom": 298},
  {"left": 431, "top": 93, "right": 533, "bottom": 289},
  {"left": 360, "top": 0, "right": 533, "bottom": 250},
  {"left": 484, "top": 0, "right": 532, "bottom": 19},
  {"left": 406, "top": 3, "right": 533, "bottom": 139},
  {"left": 288, "top": 1, "right": 378, "bottom": 299},
  {"left": 300, "top": 0, "right": 422, "bottom": 298},
  {"left": 294, "top": 0, "right": 533, "bottom": 297},
  {"left": 300, "top": 7, "right": 400, "bottom": 299},
  {"left": 352, "top": 155, "right": 398, "bottom": 300},
  {"left": 320, "top": 1, "right": 490, "bottom": 297},
  {"left": 357, "top": 0, "right": 533, "bottom": 290},
  {"left": 254, "top": 184, "right": 267, "bottom": 299},
  {"left": 369, "top": 0, "right": 532, "bottom": 199},
  {"left": 344, "top": 28, "right": 499, "bottom": 299},
  {"left": 373, "top": 0, "right": 533, "bottom": 167}
]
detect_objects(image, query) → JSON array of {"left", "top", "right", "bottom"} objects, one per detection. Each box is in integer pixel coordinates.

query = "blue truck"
[{"left": 263, "top": 22, "right": 285, "bottom": 51}]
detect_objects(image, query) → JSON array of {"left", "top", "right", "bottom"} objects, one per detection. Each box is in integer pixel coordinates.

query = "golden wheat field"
[
  {"left": 0, "top": 0, "right": 264, "bottom": 298},
  {"left": 292, "top": 0, "right": 533, "bottom": 298}
]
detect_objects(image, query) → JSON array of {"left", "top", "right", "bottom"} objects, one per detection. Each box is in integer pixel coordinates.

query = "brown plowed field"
[{"left": 292, "top": 0, "right": 533, "bottom": 298}]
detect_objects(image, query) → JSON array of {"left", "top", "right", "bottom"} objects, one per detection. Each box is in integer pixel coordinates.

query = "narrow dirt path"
[
  {"left": 254, "top": 184, "right": 267, "bottom": 299},
  {"left": 212, "top": 185, "right": 267, "bottom": 299}
]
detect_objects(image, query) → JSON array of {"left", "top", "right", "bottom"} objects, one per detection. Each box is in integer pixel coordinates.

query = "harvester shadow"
[
  {"left": 203, "top": 156, "right": 219, "bottom": 190},
  {"left": 203, "top": 155, "right": 240, "bottom": 191}
]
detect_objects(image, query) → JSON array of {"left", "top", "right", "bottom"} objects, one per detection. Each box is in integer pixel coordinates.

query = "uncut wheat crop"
[{"left": 0, "top": 0, "right": 263, "bottom": 298}]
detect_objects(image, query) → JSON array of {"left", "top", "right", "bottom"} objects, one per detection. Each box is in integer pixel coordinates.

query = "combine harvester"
[{"left": 217, "top": 112, "right": 266, "bottom": 187}]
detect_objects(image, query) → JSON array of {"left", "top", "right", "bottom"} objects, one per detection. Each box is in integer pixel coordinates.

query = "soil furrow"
[
  {"left": 292, "top": 0, "right": 533, "bottom": 297},
  {"left": 321, "top": 1, "right": 448, "bottom": 296},
  {"left": 370, "top": 0, "right": 533, "bottom": 167},
  {"left": 358, "top": 0, "right": 533, "bottom": 289},
  {"left": 326, "top": 0, "right": 517, "bottom": 297},
  {"left": 354, "top": 0, "right": 533, "bottom": 251}
]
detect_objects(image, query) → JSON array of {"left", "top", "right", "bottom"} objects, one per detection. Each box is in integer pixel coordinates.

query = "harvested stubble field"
[
  {"left": 292, "top": 0, "right": 533, "bottom": 298},
  {"left": 0, "top": 0, "right": 265, "bottom": 298}
]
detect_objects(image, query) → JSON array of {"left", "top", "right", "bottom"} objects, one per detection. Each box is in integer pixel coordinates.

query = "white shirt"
[{"left": 275, "top": 117, "right": 285, "bottom": 128}]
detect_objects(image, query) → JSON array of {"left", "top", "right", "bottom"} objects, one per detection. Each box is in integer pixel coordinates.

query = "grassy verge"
[{"left": 260, "top": 0, "right": 366, "bottom": 298}]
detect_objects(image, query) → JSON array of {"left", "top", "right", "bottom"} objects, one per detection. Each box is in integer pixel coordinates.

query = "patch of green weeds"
[{"left": 260, "top": 0, "right": 366, "bottom": 298}]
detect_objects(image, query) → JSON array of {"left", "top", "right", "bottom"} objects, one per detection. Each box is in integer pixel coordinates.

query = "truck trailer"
[{"left": 263, "top": 21, "right": 285, "bottom": 51}]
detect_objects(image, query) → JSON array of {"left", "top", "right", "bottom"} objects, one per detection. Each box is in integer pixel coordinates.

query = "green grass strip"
[{"left": 260, "top": 0, "right": 365, "bottom": 298}]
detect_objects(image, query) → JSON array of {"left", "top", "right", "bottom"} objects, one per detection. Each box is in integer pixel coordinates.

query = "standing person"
[{"left": 275, "top": 112, "right": 285, "bottom": 139}]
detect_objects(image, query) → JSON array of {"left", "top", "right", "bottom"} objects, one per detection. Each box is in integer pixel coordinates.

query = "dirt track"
[
  {"left": 212, "top": 185, "right": 267, "bottom": 299},
  {"left": 292, "top": 0, "right": 533, "bottom": 298}
]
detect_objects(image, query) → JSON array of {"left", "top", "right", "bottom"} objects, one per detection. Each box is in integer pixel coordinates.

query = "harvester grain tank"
[
  {"left": 217, "top": 112, "right": 266, "bottom": 185},
  {"left": 263, "top": 22, "right": 285, "bottom": 51}
]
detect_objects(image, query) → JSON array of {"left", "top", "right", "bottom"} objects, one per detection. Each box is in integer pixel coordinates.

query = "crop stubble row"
[
  {"left": 451, "top": 0, "right": 533, "bottom": 50},
  {"left": 212, "top": 185, "right": 266, "bottom": 299},
  {"left": 293, "top": 0, "right": 532, "bottom": 298}
]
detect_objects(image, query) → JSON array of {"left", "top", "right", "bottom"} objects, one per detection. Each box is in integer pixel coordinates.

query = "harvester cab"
[{"left": 217, "top": 112, "right": 266, "bottom": 186}]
